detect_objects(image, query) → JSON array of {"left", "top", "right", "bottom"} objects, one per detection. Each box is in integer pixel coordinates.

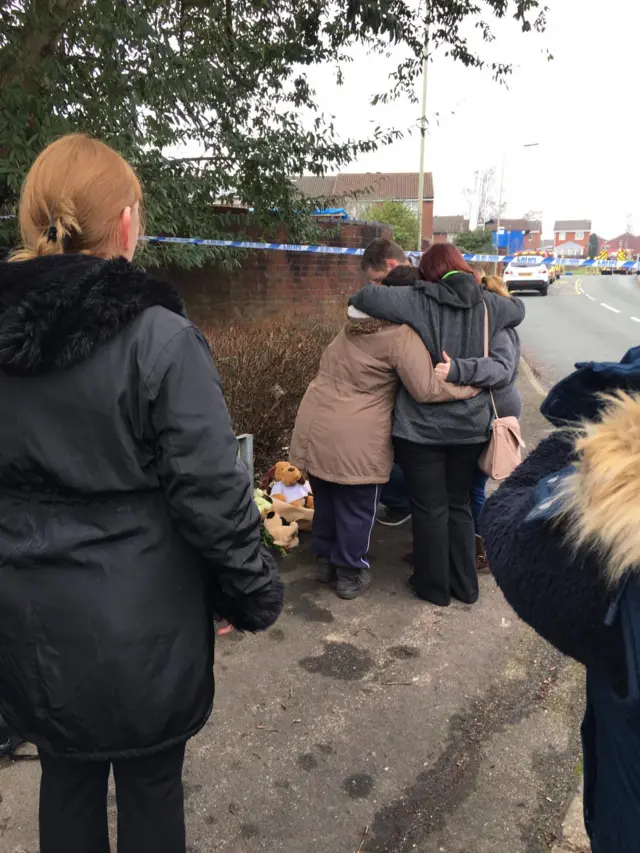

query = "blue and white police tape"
[
  {"left": 460, "top": 252, "right": 639, "bottom": 270},
  {"left": 141, "top": 235, "right": 363, "bottom": 255},
  {"left": 1, "top": 221, "right": 638, "bottom": 270},
  {"left": 142, "top": 236, "right": 640, "bottom": 270}
]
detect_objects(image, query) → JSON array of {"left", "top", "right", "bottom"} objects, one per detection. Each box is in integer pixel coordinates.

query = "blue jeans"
[
  {"left": 470, "top": 471, "right": 489, "bottom": 531},
  {"left": 381, "top": 463, "right": 487, "bottom": 533},
  {"left": 380, "top": 464, "right": 411, "bottom": 512}
]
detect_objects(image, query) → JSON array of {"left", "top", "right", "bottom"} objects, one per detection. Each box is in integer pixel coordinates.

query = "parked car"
[{"left": 504, "top": 256, "right": 550, "bottom": 296}]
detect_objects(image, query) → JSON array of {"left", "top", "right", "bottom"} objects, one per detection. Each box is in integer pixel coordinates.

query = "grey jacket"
[
  {"left": 448, "top": 327, "right": 522, "bottom": 419},
  {"left": 350, "top": 273, "right": 525, "bottom": 445}
]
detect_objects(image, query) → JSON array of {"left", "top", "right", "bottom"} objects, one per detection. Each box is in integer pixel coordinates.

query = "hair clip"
[{"left": 46, "top": 201, "right": 57, "bottom": 243}]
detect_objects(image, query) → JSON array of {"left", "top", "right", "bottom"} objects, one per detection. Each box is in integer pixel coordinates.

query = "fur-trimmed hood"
[
  {"left": 559, "top": 392, "right": 640, "bottom": 585},
  {"left": 535, "top": 348, "right": 640, "bottom": 585},
  {"left": 0, "top": 254, "right": 186, "bottom": 375}
]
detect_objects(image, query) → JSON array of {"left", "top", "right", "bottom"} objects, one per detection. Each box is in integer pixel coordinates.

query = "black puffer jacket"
[{"left": 0, "top": 254, "right": 283, "bottom": 760}]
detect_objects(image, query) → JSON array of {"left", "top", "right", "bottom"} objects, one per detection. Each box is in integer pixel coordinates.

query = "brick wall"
[{"left": 165, "top": 220, "right": 393, "bottom": 325}]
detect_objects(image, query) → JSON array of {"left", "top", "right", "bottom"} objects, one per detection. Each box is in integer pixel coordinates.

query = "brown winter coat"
[{"left": 290, "top": 318, "right": 478, "bottom": 485}]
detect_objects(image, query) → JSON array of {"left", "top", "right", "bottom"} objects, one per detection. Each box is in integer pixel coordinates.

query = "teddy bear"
[
  {"left": 263, "top": 511, "right": 300, "bottom": 551},
  {"left": 263, "top": 462, "right": 314, "bottom": 510}
]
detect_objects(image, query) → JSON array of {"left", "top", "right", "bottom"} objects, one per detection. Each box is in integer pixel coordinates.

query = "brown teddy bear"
[
  {"left": 263, "top": 511, "right": 300, "bottom": 551},
  {"left": 263, "top": 461, "right": 314, "bottom": 510}
]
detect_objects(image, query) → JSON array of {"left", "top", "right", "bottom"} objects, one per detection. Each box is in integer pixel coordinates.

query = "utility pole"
[
  {"left": 468, "top": 170, "right": 479, "bottom": 228},
  {"left": 494, "top": 153, "right": 506, "bottom": 272},
  {"left": 416, "top": 24, "right": 429, "bottom": 252},
  {"left": 494, "top": 143, "right": 539, "bottom": 271}
]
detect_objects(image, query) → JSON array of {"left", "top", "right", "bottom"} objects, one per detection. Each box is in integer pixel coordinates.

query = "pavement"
[{"left": 0, "top": 366, "right": 588, "bottom": 852}]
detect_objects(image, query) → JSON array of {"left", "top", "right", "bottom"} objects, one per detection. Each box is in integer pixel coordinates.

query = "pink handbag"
[{"left": 478, "top": 304, "right": 525, "bottom": 480}]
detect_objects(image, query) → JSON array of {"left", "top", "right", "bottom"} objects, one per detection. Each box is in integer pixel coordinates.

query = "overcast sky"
[{"left": 305, "top": 1, "right": 637, "bottom": 240}]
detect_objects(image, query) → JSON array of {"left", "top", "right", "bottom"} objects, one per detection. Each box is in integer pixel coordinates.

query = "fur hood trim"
[
  {"left": 559, "top": 392, "right": 640, "bottom": 584},
  {"left": 346, "top": 305, "right": 393, "bottom": 336},
  {"left": 0, "top": 254, "right": 185, "bottom": 375}
]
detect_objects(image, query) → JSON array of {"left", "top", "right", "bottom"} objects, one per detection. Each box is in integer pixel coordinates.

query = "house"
[
  {"left": 295, "top": 172, "right": 434, "bottom": 247},
  {"left": 485, "top": 218, "right": 542, "bottom": 253},
  {"left": 554, "top": 220, "right": 592, "bottom": 257},
  {"left": 599, "top": 233, "right": 640, "bottom": 257},
  {"left": 433, "top": 216, "right": 469, "bottom": 244}
]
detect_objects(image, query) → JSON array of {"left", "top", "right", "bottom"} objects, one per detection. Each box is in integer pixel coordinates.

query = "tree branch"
[{"left": 0, "top": 0, "right": 84, "bottom": 89}]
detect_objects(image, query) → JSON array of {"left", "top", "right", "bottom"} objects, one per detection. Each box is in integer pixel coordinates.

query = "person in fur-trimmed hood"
[
  {"left": 481, "top": 346, "right": 640, "bottom": 853},
  {"left": 0, "top": 135, "right": 283, "bottom": 853}
]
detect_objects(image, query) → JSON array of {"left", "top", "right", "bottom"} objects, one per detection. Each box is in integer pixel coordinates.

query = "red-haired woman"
[{"left": 350, "top": 243, "right": 524, "bottom": 607}]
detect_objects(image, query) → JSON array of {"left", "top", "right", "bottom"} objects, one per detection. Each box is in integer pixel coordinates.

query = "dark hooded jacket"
[
  {"left": 350, "top": 273, "right": 525, "bottom": 445},
  {"left": 0, "top": 254, "right": 283, "bottom": 760},
  {"left": 481, "top": 348, "right": 640, "bottom": 852}
]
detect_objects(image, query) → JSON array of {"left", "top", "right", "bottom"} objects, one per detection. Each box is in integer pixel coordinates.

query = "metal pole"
[
  {"left": 494, "top": 152, "right": 506, "bottom": 273},
  {"left": 416, "top": 26, "right": 429, "bottom": 252}
]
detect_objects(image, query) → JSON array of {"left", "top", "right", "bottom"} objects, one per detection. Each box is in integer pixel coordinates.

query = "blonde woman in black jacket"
[{"left": 0, "top": 135, "right": 283, "bottom": 853}]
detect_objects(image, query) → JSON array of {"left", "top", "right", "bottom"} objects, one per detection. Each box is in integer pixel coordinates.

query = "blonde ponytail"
[
  {"left": 12, "top": 199, "right": 83, "bottom": 262},
  {"left": 482, "top": 274, "right": 511, "bottom": 299},
  {"left": 10, "top": 134, "right": 142, "bottom": 263}
]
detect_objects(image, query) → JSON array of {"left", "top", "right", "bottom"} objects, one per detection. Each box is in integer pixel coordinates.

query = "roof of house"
[
  {"left": 600, "top": 233, "right": 640, "bottom": 253},
  {"left": 554, "top": 219, "right": 592, "bottom": 232},
  {"left": 485, "top": 218, "right": 542, "bottom": 232},
  {"left": 295, "top": 172, "right": 434, "bottom": 201},
  {"left": 433, "top": 216, "right": 469, "bottom": 234}
]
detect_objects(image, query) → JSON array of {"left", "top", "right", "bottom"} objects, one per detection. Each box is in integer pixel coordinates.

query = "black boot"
[
  {"left": 0, "top": 716, "right": 24, "bottom": 758},
  {"left": 314, "top": 558, "right": 337, "bottom": 585},
  {"left": 336, "top": 568, "right": 371, "bottom": 600}
]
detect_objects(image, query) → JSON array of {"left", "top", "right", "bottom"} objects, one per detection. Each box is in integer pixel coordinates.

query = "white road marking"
[
  {"left": 632, "top": 317, "right": 640, "bottom": 323},
  {"left": 586, "top": 294, "right": 596, "bottom": 301},
  {"left": 601, "top": 303, "right": 621, "bottom": 313},
  {"left": 520, "top": 356, "right": 546, "bottom": 398}
]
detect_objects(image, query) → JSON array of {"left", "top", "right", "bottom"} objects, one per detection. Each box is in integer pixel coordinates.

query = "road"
[{"left": 518, "top": 274, "right": 640, "bottom": 384}]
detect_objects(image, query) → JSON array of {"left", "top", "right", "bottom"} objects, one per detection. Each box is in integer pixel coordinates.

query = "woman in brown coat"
[{"left": 290, "top": 310, "right": 478, "bottom": 600}]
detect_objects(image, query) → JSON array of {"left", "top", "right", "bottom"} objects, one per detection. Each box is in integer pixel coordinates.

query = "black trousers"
[
  {"left": 394, "top": 438, "right": 485, "bottom": 606},
  {"left": 38, "top": 743, "right": 186, "bottom": 853}
]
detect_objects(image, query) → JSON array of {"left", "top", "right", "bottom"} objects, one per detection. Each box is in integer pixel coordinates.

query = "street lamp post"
[
  {"left": 493, "top": 142, "right": 540, "bottom": 272},
  {"left": 416, "top": 26, "right": 430, "bottom": 252}
]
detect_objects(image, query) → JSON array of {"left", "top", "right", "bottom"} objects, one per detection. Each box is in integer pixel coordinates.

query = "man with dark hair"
[{"left": 361, "top": 238, "right": 411, "bottom": 284}]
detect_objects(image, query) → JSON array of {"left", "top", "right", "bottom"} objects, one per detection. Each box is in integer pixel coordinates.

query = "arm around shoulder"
[
  {"left": 450, "top": 328, "right": 517, "bottom": 389},
  {"left": 350, "top": 284, "right": 416, "bottom": 326},
  {"left": 392, "top": 326, "right": 478, "bottom": 403}
]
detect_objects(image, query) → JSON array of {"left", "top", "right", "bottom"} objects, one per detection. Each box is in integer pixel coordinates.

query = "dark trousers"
[
  {"left": 381, "top": 463, "right": 488, "bottom": 534},
  {"left": 380, "top": 463, "right": 411, "bottom": 512},
  {"left": 39, "top": 743, "right": 186, "bottom": 853},
  {"left": 394, "top": 439, "right": 485, "bottom": 606},
  {"left": 309, "top": 475, "right": 378, "bottom": 574}
]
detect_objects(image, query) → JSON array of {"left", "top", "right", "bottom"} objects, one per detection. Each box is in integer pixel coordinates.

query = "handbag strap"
[{"left": 482, "top": 301, "right": 499, "bottom": 419}]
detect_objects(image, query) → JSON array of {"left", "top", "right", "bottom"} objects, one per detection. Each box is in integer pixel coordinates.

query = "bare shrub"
[{"left": 204, "top": 314, "right": 342, "bottom": 476}]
